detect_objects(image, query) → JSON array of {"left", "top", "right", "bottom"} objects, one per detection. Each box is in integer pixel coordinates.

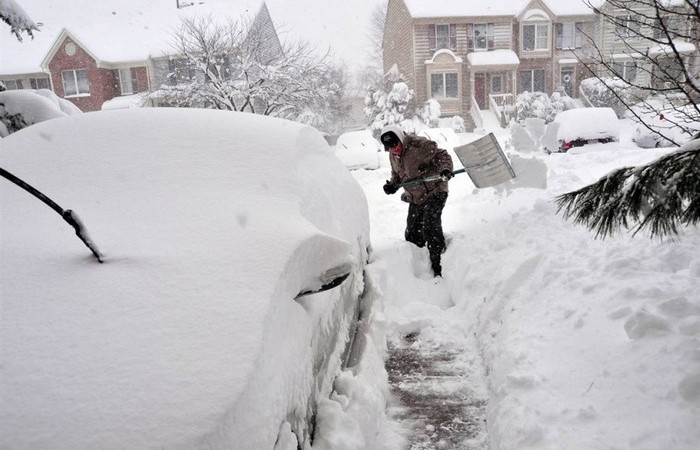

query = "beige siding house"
[
  {"left": 595, "top": 0, "right": 698, "bottom": 90},
  {"left": 383, "top": 0, "right": 600, "bottom": 130},
  {"left": 383, "top": 0, "right": 698, "bottom": 130}
]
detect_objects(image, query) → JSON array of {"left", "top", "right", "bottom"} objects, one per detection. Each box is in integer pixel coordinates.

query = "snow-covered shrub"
[
  {"left": 450, "top": 115, "right": 466, "bottom": 133},
  {"left": 364, "top": 64, "right": 415, "bottom": 137},
  {"left": 0, "top": 90, "right": 82, "bottom": 137},
  {"left": 514, "top": 91, "right": 565, "bottom": 124},
  {"left": 417, "top": 99, "right": 440, "bottom": 128},
  {"left": 579, "top": 77, "right": 635, "bottom": 118},
  {"left": 550, "top": 89, "right": 576, "bottom": 112},
  {"left": 398, "top": 117, "right": 426, "bottom": 135}
]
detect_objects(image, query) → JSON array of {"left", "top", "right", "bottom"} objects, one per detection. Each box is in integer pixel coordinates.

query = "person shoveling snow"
[
  {"left": 380, "top": 125, "right": 516, "bottom": 277},
  {"left": 380, "top": 125, "right": 454, "bottom": 277}
]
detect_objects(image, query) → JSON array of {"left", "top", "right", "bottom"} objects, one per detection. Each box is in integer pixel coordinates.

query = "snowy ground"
[{"left": 348, "top": 120, "right": 700, "bottom": 449}]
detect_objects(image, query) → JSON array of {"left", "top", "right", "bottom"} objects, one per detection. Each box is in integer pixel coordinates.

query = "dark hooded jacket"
[{"left": 388, "top": 134, "right": 454, "bottom": 205}]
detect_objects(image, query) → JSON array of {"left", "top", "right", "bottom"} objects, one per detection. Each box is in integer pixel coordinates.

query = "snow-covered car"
[
  {"left": 631, "top": 105, "right": 700, "bottom": 148},
  {"left": 418, "top": 127, "right": 459, "bottom": 149},
  {"left": 0, "top": 109, "right": 370, "bottom": 449},
  {"left": 333, "top": 129, "right": 381, "bottom": 170},
  {"left": 553, "top": 107, "right": 620, "bottom": 152}
]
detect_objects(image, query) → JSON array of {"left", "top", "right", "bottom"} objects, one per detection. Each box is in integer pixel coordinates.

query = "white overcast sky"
[{"left": 264, "top": 0, "right": 383, "bottom": 72}]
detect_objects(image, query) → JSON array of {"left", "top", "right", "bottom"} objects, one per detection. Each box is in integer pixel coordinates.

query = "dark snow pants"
[{"left": 405, "top": 192, "right": 448, "bottom": 275}]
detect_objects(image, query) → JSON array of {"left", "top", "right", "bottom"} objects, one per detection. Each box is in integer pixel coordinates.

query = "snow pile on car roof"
[{"left": 554, "top": 107, "right": 620, "bottom": 142}]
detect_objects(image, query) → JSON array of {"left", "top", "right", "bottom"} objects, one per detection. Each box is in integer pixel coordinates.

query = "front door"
[
  {"left": 561, "top": 67, "right": 574, "bottom": 96},
  {"left": 474, "top": 73, "right": 486, "bottom": 109}
]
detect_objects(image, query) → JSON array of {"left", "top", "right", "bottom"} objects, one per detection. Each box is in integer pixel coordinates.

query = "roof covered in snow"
[
  {"left": 403, "top": 0, "right": 601, "bottom": 19},
  {"left": 467, "top": 50, "right": 520, "bottom": 67},
  {"left": 0, "top": 0, "right": 267, "bottom": 75},
  {"left": 0, "top": 0, "right": 383, "bottom": 76}
]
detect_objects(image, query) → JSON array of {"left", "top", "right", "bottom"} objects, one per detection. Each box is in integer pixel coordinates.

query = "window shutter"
[
  {"left": 450, "top": 24, "right": 457, "bottom": 50},
  {"left": 429, "top": 25, "right": 436, "bottom": 52},
  {"left": 575, "top": 23, "right": 583, "bottom": 48},
  {"left": 130, "top": 68, "right": 138, "bottom": 92},
  {"left": 488, "top": 23, "right": 495, "bottom": 49},
  {"left": 466, "top": 24, "right": 474, "bottom": 49},
  {"left": 555, "top": 23, "right": 563, "bottom": 49}
]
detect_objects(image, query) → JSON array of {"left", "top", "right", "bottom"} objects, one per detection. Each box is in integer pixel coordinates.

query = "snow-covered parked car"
[
  {"left": 553, "top": 107, "right": 620, "bottom": 152},
  {"left": 418, "top": 127, "right": 460, "bottom": 149},
  {"left": 333, "top": 129, "right": 381, "bottom": 170},
  {"left": 0, "top": 109, "right": 370, "bottom": 449},
  {"left": 631, "top": 104, "right": 700, "bottom": 148}
]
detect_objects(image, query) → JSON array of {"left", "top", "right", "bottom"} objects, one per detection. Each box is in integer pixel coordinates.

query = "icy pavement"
[
  {"left": 386, "top": 325, "right": 488, "bottom": 449},
  {"left": 367, "top": 241, "right": 490, "bottom": 450}
]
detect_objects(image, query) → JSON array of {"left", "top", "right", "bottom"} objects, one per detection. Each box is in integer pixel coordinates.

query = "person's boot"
[{"left": 430, "top": 254, "right": 442, "bottom": 277}]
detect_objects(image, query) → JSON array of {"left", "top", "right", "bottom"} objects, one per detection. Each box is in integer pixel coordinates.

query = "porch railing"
[
  {"left": 578, "top": 84, "right": 594, "bottom": 107},
  {"left": 470, "top": 95, "right": 483, "bottom": 131},
  {"left": 489, "top": 93, "right": 515, "bottom": 127}
]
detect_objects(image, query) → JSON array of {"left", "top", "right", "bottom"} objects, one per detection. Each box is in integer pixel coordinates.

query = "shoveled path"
[{"left": 381, "top": 274, "right": 490, "bottom": 450}]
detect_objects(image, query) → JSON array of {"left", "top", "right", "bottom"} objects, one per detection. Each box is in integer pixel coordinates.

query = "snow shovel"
[
  {"left": 398, "top": 132, "right": 516, "bottom": 189},
  {"left": 0, "top": 167, "right": 104, "bottom": 263}
]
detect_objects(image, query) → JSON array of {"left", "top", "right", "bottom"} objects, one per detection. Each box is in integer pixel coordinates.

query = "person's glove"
[
  {"left": 383, "top": 181, "right": 398, "bottom": 195},
  {"left": 440, "top": 169, "right": 454, "bottom": 181}
]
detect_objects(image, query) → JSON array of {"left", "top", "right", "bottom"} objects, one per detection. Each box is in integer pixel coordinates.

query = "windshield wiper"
[{"left": 1, "top": 167, "right": 103, "bottom": 263}]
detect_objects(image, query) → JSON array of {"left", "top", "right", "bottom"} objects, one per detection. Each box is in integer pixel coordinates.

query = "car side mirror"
[{"left": 295, "top": 263, "right": 352, "bottom": 299}]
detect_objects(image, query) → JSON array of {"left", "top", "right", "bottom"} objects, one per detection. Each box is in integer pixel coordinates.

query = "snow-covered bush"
[
  {"left": 364, "top": 65, "right": 415, "bottom": 137},
  {"left": 450, "top": 115, "right": 466, "bottom": 133},
  {"left": 579, "top": 77, "right": 635, "bottom": 118},
  {"left": 0, "top": 90, "right": 82, "bottom": 137},
  {"left": 417, "top": 98, "right": 440, "bottom": 128},
  {"left": 514, "top": 91, "right": 566, "bottom": 124}
]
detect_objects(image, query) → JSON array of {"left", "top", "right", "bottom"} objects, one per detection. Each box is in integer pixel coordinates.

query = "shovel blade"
[{"left": 453, "top": 133, "right": 515, "bottom": 188}]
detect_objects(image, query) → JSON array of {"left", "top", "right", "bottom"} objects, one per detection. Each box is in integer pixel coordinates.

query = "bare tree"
[
  {"left": 557, "top": 1, "right": 700, "bottom": 239},
  {"left": 578, "top": 0, "right": 699, "bottom": 146},
  {"left": 356, "top": 0, "right": 388, "bottom": 93},
  {"left": 155, "top": 14, "right": 346, "bottom": 130}
]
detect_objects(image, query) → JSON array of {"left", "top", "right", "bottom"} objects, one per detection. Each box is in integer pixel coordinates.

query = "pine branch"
[{"left": 555, "top": 147, "right": 700, "bottom": 239}]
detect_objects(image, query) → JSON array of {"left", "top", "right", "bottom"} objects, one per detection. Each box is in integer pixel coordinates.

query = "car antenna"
[{"left": 0, "top": 167, "right": 103, "bottom": 263}]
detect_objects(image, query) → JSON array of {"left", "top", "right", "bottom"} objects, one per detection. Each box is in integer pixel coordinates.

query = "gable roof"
[
  {"left": 0, "top": 0, "right": 269, "bottom": 76},
  {"left": 402, "top": 0, "right": 601, "bottom": 19}
]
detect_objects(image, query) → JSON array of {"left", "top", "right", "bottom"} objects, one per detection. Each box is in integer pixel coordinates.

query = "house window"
[
  {"left": 62, "top": 69, "right": 90, "bottom": 96},
  {"left": 491, "top": 74, "right": 503, "bottom": 93},
  {"left": 612, "top": 61, "right": 637, "bottom": 83},
  {"left": 556, "top": 23, "right": 582, "bottom": 49},
  {"left": 468, "top": 23, "right": 494, "bottom": 50},
  {"left": 429, "top": 24, "right": 456, "bottom": 52},
  {"left": 168, "top": 58, "right": 197, "bottom": 85},
  {"left": 4, "top": 79, "right": 22, "bottom": 90},
  {"left": 519, "top": 69, "right": 545, "bottom": 93},
  {"left": 615, "top": 16, "right": 640, "bottom": 39},
  {"left": 118, "top": 68, "right": 137, "bottom": 95},
  {"left": 431, "top": 73, "right": 459, "bottom": 99},
  {"left": 30, "top": 77, "right": 50, "bottom": 89},
  {"left": 523, "top": 23, "right": 549, "bottom": 51}
]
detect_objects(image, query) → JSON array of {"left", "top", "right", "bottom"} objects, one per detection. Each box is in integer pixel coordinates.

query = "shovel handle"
[{"left": 397, "top": 168, "right": 466, "bottom": 188}]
